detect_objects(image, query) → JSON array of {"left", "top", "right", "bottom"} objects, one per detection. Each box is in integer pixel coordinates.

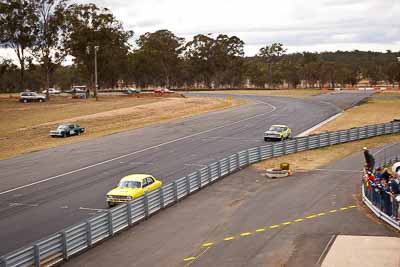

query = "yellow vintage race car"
[
  {"left": 106, "top": 174, "right": 162, "bottom": 207},
  {"left": 264, "top": 124, "right": 292, "bottom": 141}
]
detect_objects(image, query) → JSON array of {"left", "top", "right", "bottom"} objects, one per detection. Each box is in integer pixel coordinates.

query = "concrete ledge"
[{"left": 322, "top": 235, "right": 400, "bottom": 267}]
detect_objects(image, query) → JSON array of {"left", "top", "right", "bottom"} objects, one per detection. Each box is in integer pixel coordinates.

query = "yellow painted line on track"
[
  {"left": 183, "top": 204, "right": 358, "bottom": 263},
  {"left": 240, "top": 232, "right": 252, "bottom": 236},
  {"left": 184, "top": 247, "right": 212, "bottom": 267}
]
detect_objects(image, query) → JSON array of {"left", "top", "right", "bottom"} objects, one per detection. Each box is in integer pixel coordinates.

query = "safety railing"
[
  {"left": 362, "top": 147, "right": 400, "bottom": 231},
  {"left": 2, "top": 120, "right": 400, "bottom": 267}
]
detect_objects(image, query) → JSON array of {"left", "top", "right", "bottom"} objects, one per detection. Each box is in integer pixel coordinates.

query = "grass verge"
[
  {"left": 0, "top": 95, "right": 244, "bottom": 160},
  {"left": 314, "top": 92, "right": 400, "bottom": 133}
]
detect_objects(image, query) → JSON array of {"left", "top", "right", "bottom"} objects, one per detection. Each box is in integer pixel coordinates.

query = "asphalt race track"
[
  {"left": 0, "top": 91, "right": 371, "bottom": 254},
  {"left": 63, "top": 144, "right": 399, "bottom": 267}
]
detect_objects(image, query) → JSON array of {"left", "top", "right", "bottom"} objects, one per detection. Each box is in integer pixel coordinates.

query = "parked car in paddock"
[
  {"left": 49, "top": 123, "right": 85, "bottom": 137},
  {"left": 264, "top": 124, "right": 292, "bottom": 141},
  {"left": 41, "top": 88, "right": 61, "bottom": 94},
  {"left": 106, "top": 174, "right": 163, "bottom": 207},
  {"left": 65, "top": 86, "right": 87, "bottom": 94},
  {"left": 154, "top": 88, "right": 174, "bottom": 94},
  {"left": 123, "top": 88, "right": 141, "bottom": 95},
  {"left": 19, "top": 92, "right": 46, "bottom": 103}
]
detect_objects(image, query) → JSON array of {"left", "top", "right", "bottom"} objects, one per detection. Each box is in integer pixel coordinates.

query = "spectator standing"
[
  {"left": 388, "top": 176, "right": 400, "bottom": 219},
  {"left": 381, "top": 179, "right": 392, "bottom": 216},
  {"left": 381, "top": 168, "right": 391, "bottom": 183},
  {"left": 363, "top": 147, "right": 375, "bottom": 172},
  {"left": 375, "top": 167, "right": 383, "bottom": 181}
]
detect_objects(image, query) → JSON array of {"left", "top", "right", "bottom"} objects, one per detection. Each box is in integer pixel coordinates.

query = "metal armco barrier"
[
  {"left": 2, "top": 120, "right": 400, "bottom": 266},
  {"left": 362, "top": 154, "right": 400, "bottom": 231}
]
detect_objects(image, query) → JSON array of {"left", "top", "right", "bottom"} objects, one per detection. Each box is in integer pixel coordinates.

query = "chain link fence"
[{"left": 1, "top": 120, "right": 400, "bottom": 267}]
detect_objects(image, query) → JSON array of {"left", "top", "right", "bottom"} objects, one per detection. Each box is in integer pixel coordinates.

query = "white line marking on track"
[
  {"left": 9, "top": 202, "right": 39, "bottom": 207},
  {"left": 0, "top": 100, "right": 276, "bottom": 197},
  {"left": 296, "top": 112, "right": 343, "bottom": 137}
]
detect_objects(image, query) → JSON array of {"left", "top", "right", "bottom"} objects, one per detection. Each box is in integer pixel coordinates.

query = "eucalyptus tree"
[
  {"left": 31, "top": 0, "right": 69, "bottom": 99},
  {"left": 257, "top": 43, "right": 287, "bottom": 88},
  {"left": 184, "top": 34, "right": 245, "bottom": 88},
  {"left": 134, "top": 30, "right": 184, "bottom": 88},
  {"left": 0, "top": 0, "right": 37, "bottom": 91},
  {"left": 64, "top": 3, "right": 133, "bottom": 94}
]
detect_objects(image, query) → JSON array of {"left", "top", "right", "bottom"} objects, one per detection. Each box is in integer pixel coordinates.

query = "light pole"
[
  {"left": 94, "top": 46, "right": 99, "bottom": 100},
  {"left": 86, "top": 46, "right": 99, "bottom": 100}
]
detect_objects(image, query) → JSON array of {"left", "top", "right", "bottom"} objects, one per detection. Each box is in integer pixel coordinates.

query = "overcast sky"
[
  {"left": 1, "top": 0, "right": 399, "bottom": 62},
  {"left": 77, "top": 0, "right": 400, "bottom": 55}
]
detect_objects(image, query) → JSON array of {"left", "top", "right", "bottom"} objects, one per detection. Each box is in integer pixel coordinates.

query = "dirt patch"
[
  {"left": 197, "top": 89, "right": 325, "bottom": 99},
  {"left": 253, "top": 134, "right": 400, "bottom": 172},
  {"left": 0, "top": 95, "right": 244, "bottom": 160}
]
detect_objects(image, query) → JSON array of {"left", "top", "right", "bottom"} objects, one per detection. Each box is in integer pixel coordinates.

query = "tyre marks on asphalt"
[{"left": 182, "top": 204, "right": 358, "bottom": 265}]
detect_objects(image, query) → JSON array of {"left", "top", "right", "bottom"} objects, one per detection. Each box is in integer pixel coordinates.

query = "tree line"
[{"left": 1, "top": 0, "right": 400, "bottom": 96}]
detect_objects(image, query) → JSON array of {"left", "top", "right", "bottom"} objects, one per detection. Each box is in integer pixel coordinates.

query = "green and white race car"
[{"left": 49, "top": 123, "right": 85, "bottom": 138}]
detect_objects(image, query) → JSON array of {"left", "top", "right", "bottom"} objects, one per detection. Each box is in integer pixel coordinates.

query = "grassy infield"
[
  {"left": 0, "top": 94, "right": 243, "bottom": 160},
  {"left": 1, "top": 89, "right": 400, "bottom": 165}
]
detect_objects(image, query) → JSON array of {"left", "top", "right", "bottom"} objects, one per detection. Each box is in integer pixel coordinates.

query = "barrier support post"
[
  {"left": 61, "top": 231, "right": 68, "bottom": 260},
  {"left": 34, "top": 245, "right": 40, "bottom": 267}
]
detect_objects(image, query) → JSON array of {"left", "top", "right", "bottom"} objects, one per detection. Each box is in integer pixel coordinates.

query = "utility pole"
[{"left": 94, "top": 46, "right": 99, "bottom": 101}]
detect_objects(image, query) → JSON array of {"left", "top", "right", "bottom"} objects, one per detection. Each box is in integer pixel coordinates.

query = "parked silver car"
[{"left": 19, "top": 92, "right": 46, "bottom": 103}]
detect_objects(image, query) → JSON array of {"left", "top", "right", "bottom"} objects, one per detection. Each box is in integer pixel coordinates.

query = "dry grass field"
[
  {"left": 0, "top": 95, "right": 244, "bottom": 160},
  {"left": 314, "top": 91, "right": 400, "bottom": 133}
]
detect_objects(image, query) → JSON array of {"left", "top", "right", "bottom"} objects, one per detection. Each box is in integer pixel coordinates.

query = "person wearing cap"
[{"left": 363, "top": 147, "right": 375, "bottom": 172}]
